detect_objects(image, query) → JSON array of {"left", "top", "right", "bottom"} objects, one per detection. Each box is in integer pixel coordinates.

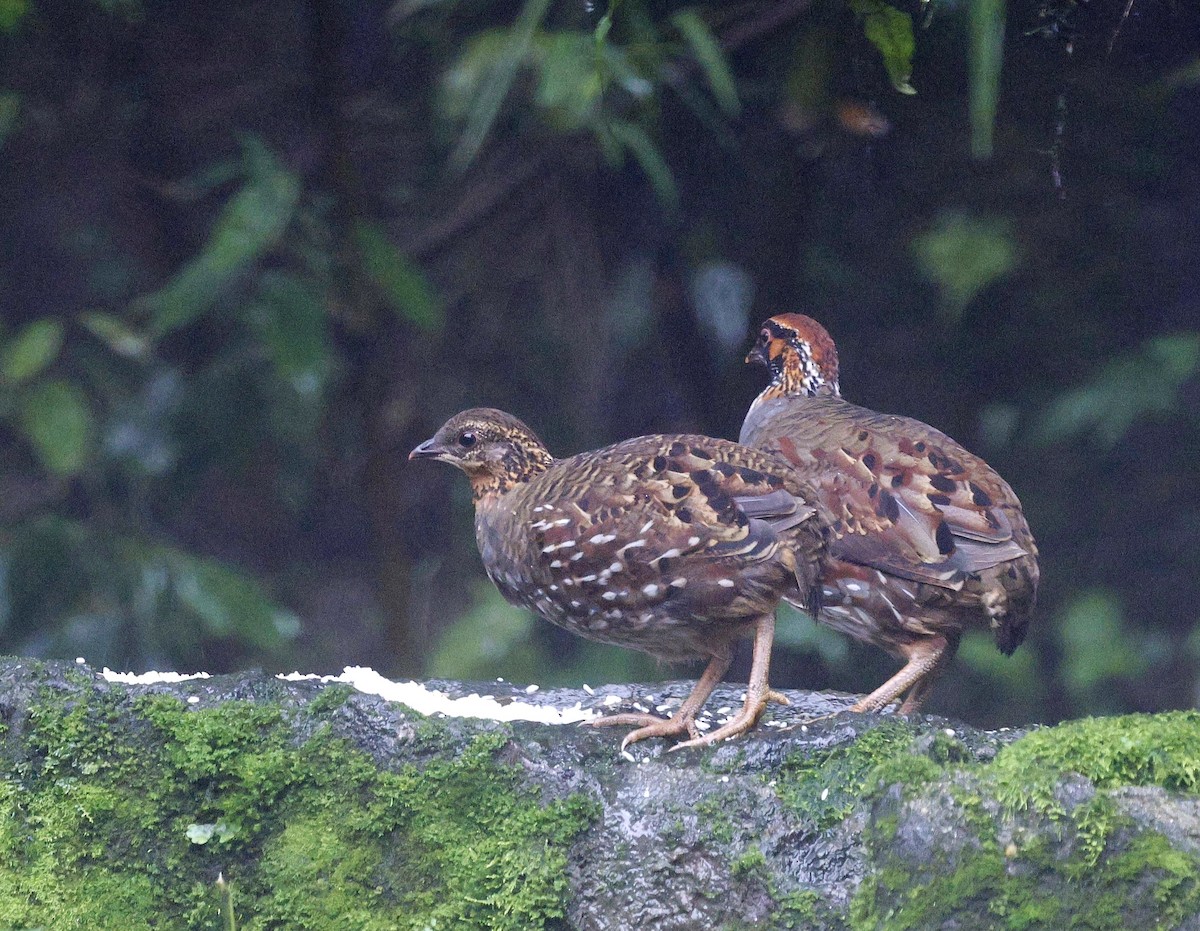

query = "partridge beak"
[
  {"left": 408, "top": 437, "right": 443, "bottom": 461},
  {"left": 745, "top": 343, "right": 769, "bottom": 368}
]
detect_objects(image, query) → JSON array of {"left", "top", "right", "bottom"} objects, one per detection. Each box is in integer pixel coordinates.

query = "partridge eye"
[
  {"left": 759, "top": 330, "right": 770, "bottom": 344},
  {"left": 458, "top": 432, "right": 477, "bottom": 448}
]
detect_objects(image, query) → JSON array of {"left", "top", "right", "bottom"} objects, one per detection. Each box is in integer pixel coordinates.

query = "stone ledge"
[{"left": 0, "top": 657, "right": 1198, "bottom": 929}]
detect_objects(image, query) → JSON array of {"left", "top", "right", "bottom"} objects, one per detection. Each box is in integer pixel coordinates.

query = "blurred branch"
[
  {"left": 718, "top": 0, "right": 818, "bottom": 54},
  {"left": 405, "top": 143, "right": 550, "bottom": 258}
]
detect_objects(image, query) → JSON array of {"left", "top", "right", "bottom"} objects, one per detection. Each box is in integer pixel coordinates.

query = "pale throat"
[{"left": 776, "top": 346, "right": 838, "bottom": 398}]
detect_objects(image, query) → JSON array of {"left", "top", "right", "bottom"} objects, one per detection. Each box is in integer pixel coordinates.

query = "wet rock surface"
[{"left": 1, "top": 657, "right": 1199, "bottom": 929}]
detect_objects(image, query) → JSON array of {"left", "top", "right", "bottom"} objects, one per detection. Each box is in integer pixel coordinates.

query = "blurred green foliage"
[
  {"left": 1055, "top": 589, "right": 1156, "bottom": 705},
  {"left": 851, "top": 0, "right": 917, "bottom": 94},
  {"left": 912, "top": 211, "right": 1019, "bottom": 318},
  {"left": 0, "top": 0, "right": 1196, "bottom": 729},
  {"left": 0, "top": 130, "right": 345, "bottom": 664},
  {"left": 1033, "top": 334, "right": 1200, "bottom": 448},
  {"left": 970, "top": 0, "right": 1006, "bottom": 157}
]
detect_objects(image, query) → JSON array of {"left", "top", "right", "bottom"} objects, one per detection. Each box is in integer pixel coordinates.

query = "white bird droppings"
[
  {"left": 275, "top": 667, "right": 597, "bottom": 725},
  {"left": 101, "top": 669, "right": 212, "bottom": 684}
]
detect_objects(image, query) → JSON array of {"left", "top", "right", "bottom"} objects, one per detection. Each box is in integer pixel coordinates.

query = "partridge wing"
[{"left": 745, "top": 399, "right": 1027, "bottom": 588}]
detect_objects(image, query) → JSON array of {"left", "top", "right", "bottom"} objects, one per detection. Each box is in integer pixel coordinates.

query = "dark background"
[{"left": 0, "top": 0, "right": 1197, "bottom": 728}]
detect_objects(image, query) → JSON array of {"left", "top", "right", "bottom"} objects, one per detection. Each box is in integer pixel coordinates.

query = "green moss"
[
  {"left": 732, "top": 845, "right": 768, "bottom": 879},
  {"left": 990, "top": 712, "right": 1200, "bottom": 802},
  {"left": 774, "top": 889, "right": 851, "bottom": 930},
  {"left": 304, "top": 682, "right": 354, "bottom": 715},
  {"left": 0, "top": 684, "right": 599, "bottom": 930},
  {"left": 696, "top": 795, "right": 737, "bottom": 845},
  {"left": 847, "top": 711, "right": 1200, "bottom": 930},
  {"left": 775, "top": 720, "right": 925, "bottom": 828},
  {"left": 851, "top": 819, "right": 1200, "bottom": 931}
]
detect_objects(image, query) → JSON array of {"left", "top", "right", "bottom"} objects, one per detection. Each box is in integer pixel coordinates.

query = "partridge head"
[
  {"left": 409, "top": 408, "right": 553, "bottom": 500},
  {"left": 412, "top": 407, "right": 828, "bottom": 750},
  {"left": 745, "top": 313, "right": 841, "bottom": 399}
]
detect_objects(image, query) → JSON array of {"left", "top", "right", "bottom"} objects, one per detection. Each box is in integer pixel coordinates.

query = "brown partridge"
[
  {"left": 410, "top": 408, "right": 826, "bottom": 749},
  {"left": 740, "top": 314, "right": 1039, "bottom": 714}
]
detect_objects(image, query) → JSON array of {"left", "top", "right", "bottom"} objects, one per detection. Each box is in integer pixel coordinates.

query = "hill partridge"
[
  {"left": 740, "top": 314, "right": 1039, "bottom": 714},
  {"left": 410, "top": 408, "right": 827, "bottom": 749}
]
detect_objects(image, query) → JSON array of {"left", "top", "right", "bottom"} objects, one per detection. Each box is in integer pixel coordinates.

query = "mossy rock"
[{"left": 0, "top": 658, "right": 1198, "bottom": 930}]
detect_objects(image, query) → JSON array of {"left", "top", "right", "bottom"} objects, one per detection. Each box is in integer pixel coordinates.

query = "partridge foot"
[
  {"left": 671, "top": 613, "right": 778, "bottom": 751},
  {"left": 587, "top": 710, "right": 701, "bottom": 750}
]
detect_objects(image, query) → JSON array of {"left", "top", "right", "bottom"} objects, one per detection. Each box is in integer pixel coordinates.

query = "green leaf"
[
  {"left": 969, "top": 0, "right": 1005, "bottom": 158},
  {"left": 142, "top": 140, "right": 301, "bottom": 336},
  {"left": 448, "top": 0, "right": 554, "bottom": 170},
  {"left": 353, "top": 221, "right": 444, "bottom": 332},
  {"left": 18, "top": 380, "right": 93, "bottom": 475},
  {"left": 1032, "top": 333, "right": 1200, "bottom": 448},
  {"left": 606, "top": 119, "right": 678, "bottom": 209},
  {"left": 252, "top": 272, "right": 330, "bottom": 392},
  {"left": 775, "top": 602, "right": 849, "bottom": 663},
  {"left": 79, "top": 312, "right": 150, "bottom": 359},
  {"left": 911, "top": 211, "right": 1018, "bottom": 317},
  {"left": 168, "top": 550, "right": 298, "bottom": 649},
  {"left": 957, "top": 631, "right": 1041, "bottom": 694},
  {"left": 536, "top": 33, "right": 604, "bottom": 129},
  {"left": 851, "top": 0, "right": 917, "bottom": 95},
  {"left": 1, "top": 319, "right": 62, "bottom": 383},
  {"left": 186, "top": 823, "right": 216, "bottom": 845},
  {"left": 594, "top": 0, "right": 620, "bottom": 46},
  {"left": 672, "top": 9, "right": 740, "bottom": 115}
]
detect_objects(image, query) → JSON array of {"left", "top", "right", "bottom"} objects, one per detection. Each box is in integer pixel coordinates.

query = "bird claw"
[
  {"left": 618, "top": 713, "right": 700, "bottom": 751},
  {"left": 584, "top": 712, "right": 667, "bottom": 730},
  {"left": 669, "top": 713, "right": 756, "bottom": 751},
  {"left": 584, "top": 710, "right": 700, "bottom": 751}
]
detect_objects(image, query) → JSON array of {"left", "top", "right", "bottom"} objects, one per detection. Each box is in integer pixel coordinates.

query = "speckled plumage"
[
  {"left": 741, "top": 314, "right": 1039, "bottom": 713},
  {"left": 411, "top": 408, "right": 827, "bottom": 748}
]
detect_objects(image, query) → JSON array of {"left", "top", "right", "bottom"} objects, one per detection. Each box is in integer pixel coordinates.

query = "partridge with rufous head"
[{"left": 741, "top": 314, "right": 1039, "bottom": 713}]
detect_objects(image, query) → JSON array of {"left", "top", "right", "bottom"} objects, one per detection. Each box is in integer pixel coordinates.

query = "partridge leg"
[
  {"left": 672, "top": 613, "right": 777, "bottom": 750},
  {"left": 896, "top": 632, "right": 961, "bottom": 714},
  {"left": 850, "top": 634, "right": 952, "bottom": 714},
  {"left": 586, "top": 650, "right": 732, "bottom": 750}
]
